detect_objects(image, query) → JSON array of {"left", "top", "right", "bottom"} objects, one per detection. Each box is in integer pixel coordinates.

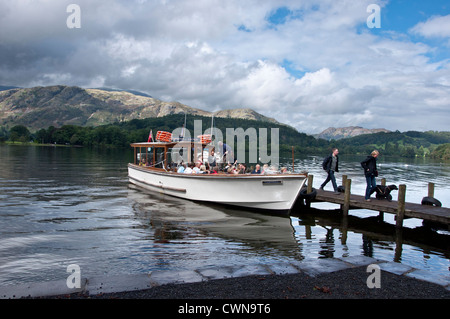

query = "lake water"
[{"left": 0, "top": 144, "right": 449, "bottom": 287}]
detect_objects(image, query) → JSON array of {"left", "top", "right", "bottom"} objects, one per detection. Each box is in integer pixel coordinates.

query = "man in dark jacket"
[
  {"left": 361, "top": 150, "right": 379, "bottom": 201},
  {"left": 320, "top": 148, "right": 340, "bottom": 194}
]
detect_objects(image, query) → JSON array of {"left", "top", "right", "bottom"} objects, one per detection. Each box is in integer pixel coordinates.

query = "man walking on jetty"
[{"left": 320, "top": 148, "right": 340, "bottom": 194}]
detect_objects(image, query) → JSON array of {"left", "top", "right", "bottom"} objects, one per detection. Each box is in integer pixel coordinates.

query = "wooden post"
[
  {"left": 307, "top": 174, "right": 313, "bottom": 194},
  {"left": 342, "top": 178, "right": 352, "bottom": 216},
  {"left": 428, "top": 182, "right": 435, "bottom": 198},
  {"left": 394, "top": 227, "right": 403, "bottom": 262},
  {"left": 396, "top": 184, "right": 406, "bottom": 228},
  {"left": 305, "top": 174, "right": 314, "bottom": 208},
  {"left": 342, "top": 175, "right": 347, "bottom": 190},
  {"left": 379, "top": 178, "right": 386, "bottom": 220}
]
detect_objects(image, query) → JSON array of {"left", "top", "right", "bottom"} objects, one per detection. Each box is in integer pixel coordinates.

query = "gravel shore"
[{"left": 35, "top": 266, "right": 449, "bottom": 300}]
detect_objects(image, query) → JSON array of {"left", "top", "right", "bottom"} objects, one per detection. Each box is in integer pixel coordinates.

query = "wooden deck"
[
  {"left": 303, "top": 174, "right": 449, "bottom": 229},
  {"left": 313, "top": 189, "right": 450, "bottom": 225}
]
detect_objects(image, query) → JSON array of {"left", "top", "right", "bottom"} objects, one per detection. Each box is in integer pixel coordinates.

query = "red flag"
[{"left": 147, "top": 129, "right": 153, "bottom": 142}]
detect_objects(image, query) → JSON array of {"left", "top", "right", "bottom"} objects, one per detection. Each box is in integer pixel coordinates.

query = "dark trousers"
[
  {"left": 321, "top": 170, "right": 337, "bottom": 191},
  {"left": 365, "top": 175, "right": 377, "bottom": 199}
]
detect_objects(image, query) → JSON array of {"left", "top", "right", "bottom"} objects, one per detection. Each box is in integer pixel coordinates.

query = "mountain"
[
  {"left": 90, "top": 87, "right": 153, "bottom": 98},
  {"left": 316, "top": 126, "right": 391, "bottom": 140},
  {"left": 0, "top": 86, "right": 21, "bottom": 91},
  {"left": 0, "top": 85, "right": 281, "bottom": 131}
]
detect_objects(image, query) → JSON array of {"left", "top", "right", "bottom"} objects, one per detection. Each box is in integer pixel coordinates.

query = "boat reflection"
[{"left": 127, "top": 184, "right": 303, "bottom": 260}]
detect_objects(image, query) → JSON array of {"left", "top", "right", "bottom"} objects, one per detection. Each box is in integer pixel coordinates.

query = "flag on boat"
[{"left": 147, "top": 129, "right": 153, "bottom": 142}]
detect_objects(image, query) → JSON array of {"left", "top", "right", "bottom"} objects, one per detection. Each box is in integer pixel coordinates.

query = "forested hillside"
[{"left": 1, "top": 114, "right": 449, "bottom": 160}]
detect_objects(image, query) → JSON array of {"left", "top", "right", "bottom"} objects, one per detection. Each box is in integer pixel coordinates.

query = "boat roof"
[{"left": 130, "top": 140, "right": 209, "bottom": 148}]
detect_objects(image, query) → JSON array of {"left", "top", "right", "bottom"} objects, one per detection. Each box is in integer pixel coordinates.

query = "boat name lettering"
[{"left": 262, "top": 180, "right": 283, "bottom": 185}]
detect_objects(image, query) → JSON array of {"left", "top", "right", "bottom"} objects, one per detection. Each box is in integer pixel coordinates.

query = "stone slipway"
[{"left": 1, "top": 256, "right": 449, "bottom": 299}]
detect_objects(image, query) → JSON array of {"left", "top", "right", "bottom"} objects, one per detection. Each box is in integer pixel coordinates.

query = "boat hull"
[{"left": 128, "top": 164, "right": 307, "bottom": 213}]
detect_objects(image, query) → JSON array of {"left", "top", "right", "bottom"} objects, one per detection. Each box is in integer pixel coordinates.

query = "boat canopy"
[{"left": 130, "top": 140, "right": 210, "bottom": 167}]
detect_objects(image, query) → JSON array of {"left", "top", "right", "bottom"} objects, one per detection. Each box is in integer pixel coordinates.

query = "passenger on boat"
[
  {"left": 263, "top": 165, "right": 277, "bottom": 175},
  {"left": 184, "top": 163, "right": 194, "bottom": 174},
  {"left": 196, "top": 154, "right": 203, "bottom": 165},
  {"left": 280, "top": 167, "right": 288, "bottom": 174},
  {"left": 237, "top": 163, "right": 246, "bottom": 174},
  {"left": 261, "top": 164, "right": 269, "bottom": 173},
  {"left": 177, "top": 163, "right": 186, "bottom": 173},
  {"left": 208, "top": 148, "right": 217, "bottom": 167},
  {"left": 227, "top": 164, "right": 238, "bottom": 174},
  {"left": 193, "top": 162, "right": 202, "bottom": 174},
  {"left": 251, "top": 164, "right": 262, "bottom": 174}
]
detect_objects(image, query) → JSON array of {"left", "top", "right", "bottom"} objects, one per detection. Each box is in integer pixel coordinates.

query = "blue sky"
[{"left": 0, "top": 0, "right": 449, "bottom": 133}]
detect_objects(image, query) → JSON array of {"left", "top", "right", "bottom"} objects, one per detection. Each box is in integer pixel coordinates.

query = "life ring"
[
  {"left": 197, "top": 134, "right": 212, "bottom": 144},
  {"left": 300, "top": 187, "right": 317, "bottom": 201},
  {"left": 156, "top": 131, "right": 172, "bottom": 142},
  {"left": 421, "top": 196, "right": 442, "bottom": 207}
]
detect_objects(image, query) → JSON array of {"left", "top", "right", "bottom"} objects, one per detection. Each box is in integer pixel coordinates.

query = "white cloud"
[
  {"left": 410, "top": 14, "right": 450, "bottom": 39},
  {"left": 0, "top": 0, "right": 449, "bottom": 134}
]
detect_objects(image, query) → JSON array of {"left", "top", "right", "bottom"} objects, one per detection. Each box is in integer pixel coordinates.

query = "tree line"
[{"left": 1, "top": 114, "right": 449, "bottom": 160}]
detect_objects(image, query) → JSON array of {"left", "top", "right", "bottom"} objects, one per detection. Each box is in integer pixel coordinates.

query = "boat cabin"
[{"left": 131, "top": 140, "right": 210, "bottom": 169}]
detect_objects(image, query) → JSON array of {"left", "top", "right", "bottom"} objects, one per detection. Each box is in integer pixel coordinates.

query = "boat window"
[
  {"left": 154, "top": 147, "right": 165, "bottom": 168},
  {"left": 137, "top": 150, "right": 153, "bottom": 167}
]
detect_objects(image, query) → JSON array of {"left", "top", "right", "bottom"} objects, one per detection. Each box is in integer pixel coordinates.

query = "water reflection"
[
  {"left": 126, "top": 186, "right": 305, "bottom": 275},
  {"left": 128, "top": 185, "right": 301, "bottom": 258}
]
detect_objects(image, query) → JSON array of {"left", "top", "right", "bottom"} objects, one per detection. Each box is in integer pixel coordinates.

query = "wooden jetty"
[{"left": 303, "top": 175, "right": 450, "bottom": 229}]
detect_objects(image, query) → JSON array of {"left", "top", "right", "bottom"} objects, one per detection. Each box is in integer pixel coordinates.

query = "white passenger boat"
[{"left": 128, "top": 138, "right": 307, "bottom": 213}]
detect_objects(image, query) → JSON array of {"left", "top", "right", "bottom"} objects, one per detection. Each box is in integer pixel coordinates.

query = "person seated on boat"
[
  {"left": 280, "top": 167, "right": 289, "bottom": 174},
  {"left": 196, "top": 154, "right": 203, "bottom": 166},
  {"left": 237, "top": 163, "right": 246, "bottom": 174},
  {"left": 227, "top": 164, "right": 238, "bottom": 174},
  {"left": 208, "top": 148, "right": 217, "bottom": 167},
  {"left": 263, "top": 165, "right": 277, "bottom": 175},
  {"left": 193, "top": 162, "right": 202, "bottom": 174},
  {"left": 261, "top": 164, "right": 269, "bottom": 174},
  {"left": 177, "top": 163, "right": 186, "bottom": 173},
  {"left": 251, "top": 164, "right": 262, "bottom": 174},
  {"left": 184, "top": 163, "right": 194, "bottom": 174}
]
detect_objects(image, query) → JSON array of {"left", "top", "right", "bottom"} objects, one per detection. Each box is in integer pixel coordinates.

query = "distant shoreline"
[{"left": 2, "top": 141, "right": 83, "bottom": 148}]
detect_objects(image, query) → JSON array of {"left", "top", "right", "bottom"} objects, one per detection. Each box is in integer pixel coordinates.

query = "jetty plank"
[{"left": 314, "top": 189, "right": 450, "bottom": 226}]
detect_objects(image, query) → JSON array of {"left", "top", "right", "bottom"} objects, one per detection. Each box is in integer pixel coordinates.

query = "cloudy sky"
[{"left": 0, "top": 0, "right": 449, "bottom": 134}]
